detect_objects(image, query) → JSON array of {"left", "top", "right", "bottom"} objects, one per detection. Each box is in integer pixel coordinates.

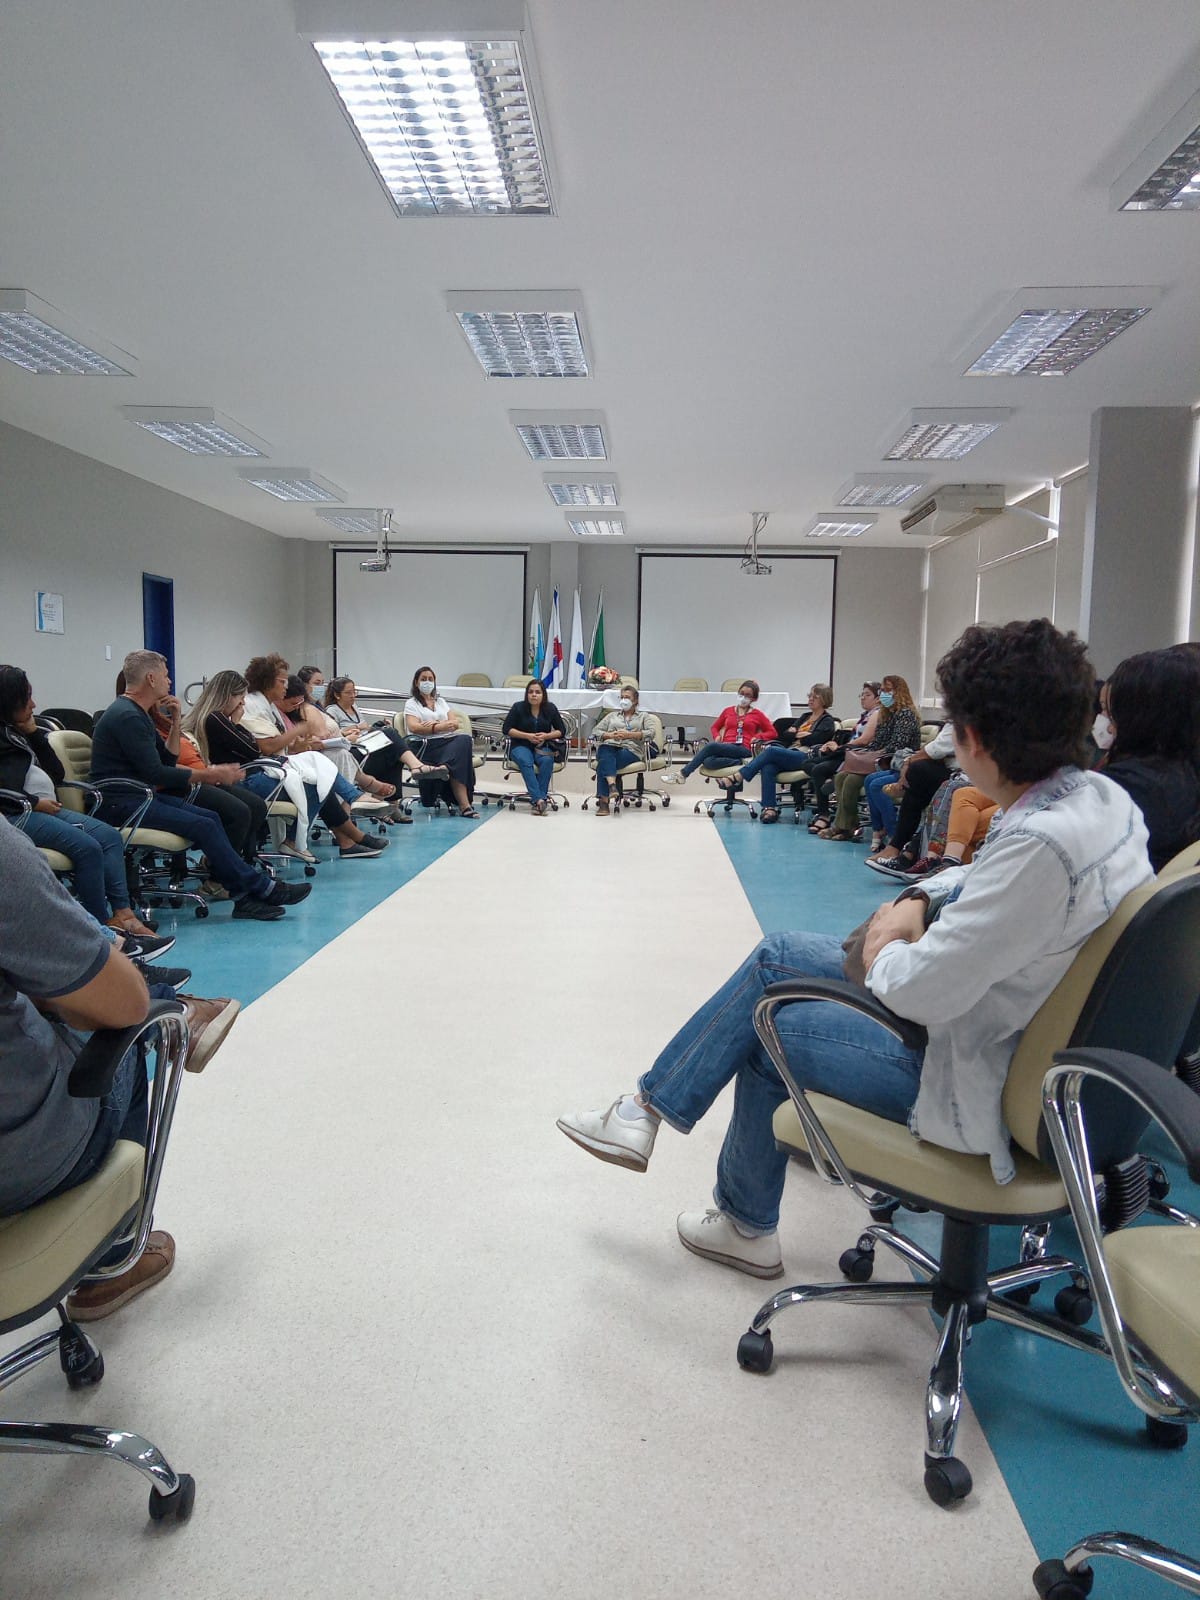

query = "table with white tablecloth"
[{"left": 357, "top": 685, "right": 794, "bottom": 724}]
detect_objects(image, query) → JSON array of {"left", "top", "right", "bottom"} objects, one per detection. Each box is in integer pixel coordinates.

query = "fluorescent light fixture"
[
  {"left": 446, "top": 291, "right": 589, "bottom": 377},
  {"left": 964, "top": 288, "right": 1155, "bottom": 376},
  {"left": 296, "top": 1, "right": 552, "bottom": 217},
  {"left": 237, "top": 467, "right": 345, "bottom": 503},
  {"left": 883, "top": 409, "right": 1011, "bottom": 461},
  {"left": 0, "top": 289, "right": 136, "bottom": 376},
  {"left": 120, "top": 406, "right": 270, "bottom": 456},
  {"left": 314, "top": 506, "right": 391, "bottom": 534},
  {"left": 836, "top": 473, "right": 928, "bottom": 507},
  {"left": 805, "top": 515, "right": 877, "bottom": 539},
  {"left": 542, "top": 471, "right": 619, "bottom": 506},
  {"left": 510, "top": 410, "right": 608, "bottom": 461},
  {"left": 1113, "top": 88, "right": 1200, "bottom": 210},
  {"left": 567, "top": 514, "right": 624, "bottom": 537}
]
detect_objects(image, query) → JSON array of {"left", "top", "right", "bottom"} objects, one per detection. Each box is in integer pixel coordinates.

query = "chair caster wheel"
[
  {"left": 149, "top": 1472, "right": 195, "bottom": 1523},
  {"left": 1145, "top": 1414, "right": 1189, "bottom": 1449},
  {"left": 838, "top": 1247, "right": 874, "bottom": 1283},
  {"left": 1033, "top": 1558, "right": 1094, "bottom": 1599},
  {"left": 1054, "top": 1284, "right": 1094, "bottom": 1325},
  {"left": 1003, "top": 1283, "right": 1039, "bottom": 1306},
  {"left": 194, "top": 904, "right": 209, "bottom": 919},
  {"left": 60, "top": 1324, "right": 103, "bottom": 1389},
  {"left": 661, "top": 795, "right": 670, "bottom": 807},
  {"left": 923, "top": 1454, "right": 972, "bottom": 1506},
  {"left": 304, "top": 865, "right": 316, "bottom": 877},
  {"left": 169, "top": 896, "right": 183, "bottom": 909},
  {"left": 736, "top": 1329, "right": 774, "bottom": 1373}
]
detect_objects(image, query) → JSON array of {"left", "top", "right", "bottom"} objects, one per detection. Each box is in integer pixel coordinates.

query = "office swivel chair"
[{"left": 734, "top": 869, "right": 1200, "bottom": 1507}]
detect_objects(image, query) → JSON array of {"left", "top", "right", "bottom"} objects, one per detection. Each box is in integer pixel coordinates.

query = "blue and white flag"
[
  {"left": 567, "top": 588, "right": 586, "bottom": 689},
  {"left": 527, "top": 588, "right": 544, "bottom": 677}
]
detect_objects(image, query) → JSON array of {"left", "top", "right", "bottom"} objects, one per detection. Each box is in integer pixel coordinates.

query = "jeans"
[
  {"left": 511, "top": 742, "right": 554, "bottom": 801},
  {"left": 864, "top": 768, "right": 899, "bottom": 836},
  {"left": 595, "top": 744, "right": 638, "bottom": 798},
  {"left": 739, "top": 744, "right": 811, "bottom": 810},
  {"left": 680, "top": 741, "right": 752, "bottom": 779},
  {"left": 22, "top": 810, "right": 130, "bottom": 921},
  {"left": 100, "top": 791, "right": 273, "bottom": 900},
  {"left": 638, "top": 932, "right": 924, "bottom": 1233}
]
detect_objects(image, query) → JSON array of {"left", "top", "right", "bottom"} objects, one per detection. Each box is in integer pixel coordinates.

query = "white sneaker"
[
  {"left": 556, "top": 1098, "right": 659, "bottom": 1172},
  {"left": 676, "top": 1209, "right": 784, "bottom": 1278},
  {"left": 661, "top": 771, "right": 684, "bottom": 784},
  {"left": 279, "top": 840, "right": 317, "bottom": 864}
]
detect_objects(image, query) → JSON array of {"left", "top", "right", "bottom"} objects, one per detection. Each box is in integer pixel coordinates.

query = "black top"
[
  {"left": 205, "top": 712, "right": 260, "bottom": 768},
  {"left": 502, "top": 700, "right": 566, "bottom": 754},
  {"left": 773, "top": 709, "right": 836, "bottom": 749},
  {"left": 1104, "top": 756, "right": 1200, "bottom": 874},
  {"left": 90, "top": 697, "right": 190, "bottom": 793},
  {"left": 0, "top": 723, "right": 66, "bottom": 797}
]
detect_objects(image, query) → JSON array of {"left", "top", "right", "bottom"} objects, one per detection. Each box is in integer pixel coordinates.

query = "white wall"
[
  {"left": 0, "top": 421, "right": 302, "bottom": 710},
  {"left": 830, "top": 547, "right": 924, "bottom": 714}
]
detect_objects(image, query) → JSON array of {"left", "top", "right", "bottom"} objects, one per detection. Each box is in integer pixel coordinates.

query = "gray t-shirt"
[{"left": 0, "top": 823, "right": 109, "bottom": 1214}]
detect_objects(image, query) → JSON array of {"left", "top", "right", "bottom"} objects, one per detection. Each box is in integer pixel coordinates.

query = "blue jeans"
[
  {"left": 23, "top": 810, "right": 130, "bottom": 922},
  {"left": 864, "top": 769, "right": 899, "bottom": 836},
  {"left": 100, "top": 791, "right": 274, "bottom": 900},
  {"left": 511, "top": 742, "right": 554, "bottom": 801},
  {"left": 738, "top": 744, "right": 812, "bottom": 810},
  {"left": 680, "top": 741, "right": 752, "bottom": 779},
  {"left": 638, "top": 932, "right": 924, "bottom": 1233},
  {"left": 595, "top": 744, "right": 639, "bottom": 798}
]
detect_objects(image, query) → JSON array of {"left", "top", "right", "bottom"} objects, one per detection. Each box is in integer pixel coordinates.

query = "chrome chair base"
[{"left": 1035, "top": 1532, "right": 1200, "bottom": 1598}]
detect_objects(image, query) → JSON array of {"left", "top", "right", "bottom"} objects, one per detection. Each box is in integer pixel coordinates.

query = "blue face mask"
[{"left": 879, "top": 691, "right": 895, "bottom": 708}]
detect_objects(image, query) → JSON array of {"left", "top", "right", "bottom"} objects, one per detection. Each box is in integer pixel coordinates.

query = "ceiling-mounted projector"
[
  {"left": 741, "top": 510, "right": 773, "bottom": 575},
  {"left": 359, "top": 509, "right": 394, "bottom": 572},
  {"left": 900, "top": 485, "right": 1006, "bottom": 538}
]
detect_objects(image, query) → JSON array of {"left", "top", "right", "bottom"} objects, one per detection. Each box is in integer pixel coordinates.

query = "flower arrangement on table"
[{"left": 587, "top": 666, "right": 620, "bottom": 687}]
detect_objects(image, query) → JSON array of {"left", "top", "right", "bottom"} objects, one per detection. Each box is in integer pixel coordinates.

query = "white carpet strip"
[{"left": 0, "top": 804, "right": 1036, "bottom": 1598}]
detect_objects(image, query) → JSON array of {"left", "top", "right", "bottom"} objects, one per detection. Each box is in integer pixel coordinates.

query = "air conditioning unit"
[{"left": 900, "top": 484, "right": 1006, "bottom": 538}]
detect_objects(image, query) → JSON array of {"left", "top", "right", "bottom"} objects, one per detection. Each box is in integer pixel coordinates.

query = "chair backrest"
[
  {"left": 1003, "top": 871, "right": 1200, "bottom": 1167},
  {"left": 42, "top": 707, "right": 95, "bottom": 736},
  {"left": 919, "top": 723, "right": 942, "bottom": 747},
  {"left": 1159, "top": 841, "right": 1200, "bottom": 880},
  {"left": 643, "top": 714, "right": 667, "bottom": 766},
  {"left": 720, "top": 678, "right": 749, "bottom": 694},
  {"left": 457, "top": 673, "right": 492, "bottom": 687},
  {"left": 618, "top": 675, "right": 639, "bottom": 690},
  {"left": 48, "top": 729, "right": 92, "bottom": 784},
  {"left": 502, "top": 675, "right": 533, "bottom": 690},
  {"left": 450, "top": 707, "right": 473, "bottom": 734},
  {"left": 673, "top": 677, "right": 709, "bottom": 693}
]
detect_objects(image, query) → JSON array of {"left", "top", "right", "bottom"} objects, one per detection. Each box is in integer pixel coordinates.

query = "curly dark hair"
[
  {"left": 245, "top": 654, "right": 288, "bottom": 695},
  {"left": 936, "top": 619, "right": 1094, "bottom": 783},
  {"left": 1108, "top": 649, "right": 1200, "bottom": 770}
]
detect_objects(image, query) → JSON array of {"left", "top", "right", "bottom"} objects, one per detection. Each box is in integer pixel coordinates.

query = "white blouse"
[{"left": 404, "top": 694, "right": 451, "bottom": 730}]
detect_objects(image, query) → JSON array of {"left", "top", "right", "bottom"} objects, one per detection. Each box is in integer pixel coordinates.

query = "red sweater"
[{"left": 710, "top": 705, "right": 777, "bottom": 746}]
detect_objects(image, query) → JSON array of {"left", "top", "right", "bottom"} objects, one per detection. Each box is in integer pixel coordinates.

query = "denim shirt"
[{"left": 866, "top": 768, "right": 1152, "bottom": 1182}]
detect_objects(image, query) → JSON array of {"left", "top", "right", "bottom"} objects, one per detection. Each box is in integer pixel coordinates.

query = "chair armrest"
[
  {"left": 56, "top": 779, "right": 103, "bottom": 814},
  {"left": 758, "top": 977, "right": 929, "bottom": 1052},
  {"left": 240, "top": 758, "right": 285, "bottom": 778},
  {"left": 68, "top": 997, "right": 186, "bottom": 1099},
  {"left": 1046, "top": 1047, "right": 1200, "bottom": 1181},
  {"left": 90, "top": 777, "right": 155, "bottom": 832},
  {"left": 0, "top": 787, "right": 33, "bottom": 822}
]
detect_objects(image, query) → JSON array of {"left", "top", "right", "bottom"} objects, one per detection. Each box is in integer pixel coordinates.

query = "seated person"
[
  {"left": 403, "top": 668, "right": 478, "bottom": 817},
  {"left": 718, "top": 684, "right": 836, "bottom": 822},
  {"left": 867, "top": 721, "right": 958, "bottom": 872},
  {"left": 805, "top": 682, "right": 881, "bottom": 830},
  {"left": 90, "top": 651, "right": 310, "bottom": 921},
  {"left": 820, "top": 674, "right": 920, "bottom": 844},
  {"left": 0, "top": 665, "right": 155, "bottom": 937},
  {"left": 556, "top": 618, "right": 1153, "bottom": 1275},
  {"left": 1097, "top": 646, "right": 1200, "bottom": 872},
  {"left": 0, "top": 821, "right": 239, "bottom": 1319},
  {"left": 502, "top": 679, "right": 566, "bottom": 814},
  {"left": 669, "top": 680, "right": 777, "bottom": 784},
  {"left": 591, "top": 685, "right": 656, "bottom": 816},
  {"left": 322, "top": 675, "right": 448, "bottom": 796}
]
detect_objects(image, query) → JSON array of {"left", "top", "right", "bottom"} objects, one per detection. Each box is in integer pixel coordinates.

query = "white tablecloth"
[{"left": 358, "top": 686, "right": 794, "bottom": 723}]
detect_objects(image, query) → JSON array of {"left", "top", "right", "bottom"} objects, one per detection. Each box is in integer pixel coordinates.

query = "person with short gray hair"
[{"left": 121, "top": 650, "right": 167, "bottom": 690}]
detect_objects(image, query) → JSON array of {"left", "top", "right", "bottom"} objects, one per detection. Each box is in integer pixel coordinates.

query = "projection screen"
[
  {"left": 334, "top": 549, "right": 526, "bottom": 692},
  {"left": 637, "top": 554, "right": 836, "bottom": 699}
]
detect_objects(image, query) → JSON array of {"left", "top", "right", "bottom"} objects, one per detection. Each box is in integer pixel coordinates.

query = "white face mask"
[
  {"left": 1092, "top": 712, "right": 1115, "bottom": 751},
  {"left": 737, "top": 696, "right": 752, "bottom": 709},
  {"left": 619, "top": 697, "right": 633, "bottom": 712},
  {"left": 419, "top": 680, "right": 436, "bottom": 696}
]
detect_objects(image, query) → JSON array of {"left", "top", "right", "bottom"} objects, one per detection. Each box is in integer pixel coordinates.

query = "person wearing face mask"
[
  {"left": 805, "top": 681, "right": 882, "bottom": 831},
  {"left": 591, "top": 685, "right": 657, "bottom": 816},
  {"left": 820, "top": 674, "right": 920, "bottom": 844},
  {"left": 403, "top": 668, "right": 478, "bottom": 817},
  {"left": 713, "top": 684, "right": 836, "bottom": 821},
  {"left": 1094, "top": 648, "right": 1200, "bottom": 873},
  {"left": 667, "top": 680, "right": 777, "bottom": 789}
]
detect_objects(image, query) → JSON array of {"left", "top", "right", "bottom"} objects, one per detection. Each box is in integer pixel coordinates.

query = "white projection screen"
[
  {"left": 334, "top": 549, "right": 526, "bottom": 692},
  {"left": 637, "top": 554, "right": 836, "bottom": 698}
]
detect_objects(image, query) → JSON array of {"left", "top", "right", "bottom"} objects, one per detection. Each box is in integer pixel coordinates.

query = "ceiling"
[{"left": 2, "top": 0, "right": 1199, "bottom": 548}]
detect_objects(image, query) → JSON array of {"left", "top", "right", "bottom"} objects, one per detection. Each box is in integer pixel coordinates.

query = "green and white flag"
[{"left": 588, "top": 587, "right": 606, "bottom": 673}]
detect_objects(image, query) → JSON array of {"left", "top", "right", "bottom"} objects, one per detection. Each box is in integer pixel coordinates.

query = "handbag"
[{"left": 841, "top": 746, "right": 880, "bottom": 776}]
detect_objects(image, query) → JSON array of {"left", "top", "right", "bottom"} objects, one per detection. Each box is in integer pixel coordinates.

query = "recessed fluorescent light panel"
[
  {"left": 805, "top": 515, "right": 877, "bottom": 540},
  {"left": 297, "top": 1, "right": 552, "bottom": 216},
  {"left": 510, "top": 410, "right": 608, "bottom": 461},
  {"left": 542, "top": 472, "right": 619, "bottom": 507},
  {"left": 446, "top": 291, "right": 588, "bottom": 377},
  {"left": 120, "top": 406, "right": 270, "bottom": 456},
  {"left": 836, "top": 473, "right": 928, "bottom": 508},
  {"left": 314, "top": 507, "right": 390, "bottom": 534},
  {"left": 883, "top": 409, "right": 1011, "bottom": 462},
  {"left": 567, "top": 515, "right": 624, "bottom": 538},
  {"left": 237, "top": 467, "right": 345, "bottom": 503},
  {"left": 965, "top": 287, "right": 1154, "bottom": 376},
  {"left": 1113, "top": 89, "right": 1200, "bottom": 210},
  {"left": 0, "top": 289, "right": 136, "bottom": 376}
]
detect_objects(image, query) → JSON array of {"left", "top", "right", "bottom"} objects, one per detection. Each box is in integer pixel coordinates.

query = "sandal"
[
  {"left": 820, "top": 828, "right": 856, "bottom": 842},
  {"left": 458, "top": 806, "right": 480, "bottom": 819},
  {"left": 808, "top": 819, "right": 830, "bottom": 834},
  {"left": 368, "top": 780, "right": 396, "bottom": 799},
  {"left": 417, "top": 763, "right": 450, "bottom": 780},
  {"left": 715, "top": 773, "right": 741, "bottom": 790},
  {"left": 759, "top": 807, "right": 780, "bottom": 824}
]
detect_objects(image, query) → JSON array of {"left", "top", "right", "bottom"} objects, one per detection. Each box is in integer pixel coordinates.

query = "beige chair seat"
[
  {"left": 267, "top": 800, "right": 299, "bottom": 818},
  {"left": 0, "top": 1140, "right": 143, "bottom": 1321},
  {"left": 1104, "top": 1226, "right": 1200, "bottom": 1401},
  {"left": 773, "top": 1096, "right": 1070, "bottom": 1220},
  {"left": 122, "top": 827, "right": 193, "bottom": 851},
  {"left": 38, "top": 848, "right": 75, "bottom": 873}
]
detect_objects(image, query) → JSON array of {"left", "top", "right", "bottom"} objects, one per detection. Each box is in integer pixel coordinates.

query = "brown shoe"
[
  {"left": 65, "top": 1230, "right": 176, "bottom": 1322},
  {"left": 177, "top": 995, "right": 241, "bottom": 1073},
  {"left": 107, "top": 911, "right": 158, "bottom": 938},
  {"left": 595, "top": 797, "right": 610, "bottom": 816}
]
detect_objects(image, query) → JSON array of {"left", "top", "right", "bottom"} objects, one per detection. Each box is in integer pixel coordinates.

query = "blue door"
[{"left": 142, "top": 573, "right": 176, "bottom": 686}]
